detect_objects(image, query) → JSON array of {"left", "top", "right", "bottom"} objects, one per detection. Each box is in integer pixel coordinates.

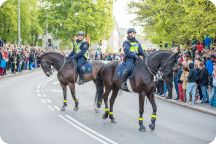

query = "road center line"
[
  {"left": 46, "top": 98, "right": 52, "bottom": 103},
  {"left": 48, "top": 106, "right": 55, "bottom": 111},
  {"left": 54, "top": 106, "right": 60, "bottom": 111},
  {"left": 41, "top": 99, "right": 47, "bottom": 104},
  {"left": 65, "top": 115, "right": 118, "bottom": 144},
  {"left": 58, "top": 115, "right": 110, "bottom": 144}
]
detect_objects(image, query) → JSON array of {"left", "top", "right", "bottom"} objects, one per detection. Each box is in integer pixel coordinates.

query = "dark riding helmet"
[
  {"left": 78, "top": 31, "right": 85, "bottom": 36},
  {"left": 127, "top": 28, "right": 136, "bottom": 34}
]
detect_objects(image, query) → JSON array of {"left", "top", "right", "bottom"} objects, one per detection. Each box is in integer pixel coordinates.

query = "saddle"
[
  {"left": 114, "top": 62, "right": 136, "bottom": 79},
  {"left": 80, "top": 61, "right": 92, "bottom": 74}
]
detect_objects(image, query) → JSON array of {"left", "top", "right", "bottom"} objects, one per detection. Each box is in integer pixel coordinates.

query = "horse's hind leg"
[
  {"left": 147, "top": 91, "right": 157, "bottom": 131},
  {"left": 60, "top": 83, "right": 67, "bottom": 111},
  {"left": 109, "top": 86, "right": 119, "bottom": 123},
  {"left": 68, "top": 83, "right": 79, "bottom": 111},
  {"left": 102, "top": 87, "right": 111, "bottom": 119},
  {"left": 138, "top": 92, "right": 146, "bottom": 132}
]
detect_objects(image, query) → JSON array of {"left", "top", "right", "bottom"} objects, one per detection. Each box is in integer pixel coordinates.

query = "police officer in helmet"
[
  {"left": 122, "top": 28, "right": 145, "bottom": 89},
  {"left": 69, "top": 31, "right": 89, "bottom": 85}
]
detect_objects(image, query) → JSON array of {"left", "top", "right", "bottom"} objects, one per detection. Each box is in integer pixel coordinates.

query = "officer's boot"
[
  {"left": 121, "top": 70, "right": 128, "bottom": 90},
  {"left": 78, "top": 69, "right": 84, "bottom": 85}
]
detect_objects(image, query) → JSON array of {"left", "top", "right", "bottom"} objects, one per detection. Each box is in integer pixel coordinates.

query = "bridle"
[
  {"left": 145, "top": 53, "right": 175, "bottom": 76},
  {"left": 41, "top": 57, "right": 66, "bottom": 75}
]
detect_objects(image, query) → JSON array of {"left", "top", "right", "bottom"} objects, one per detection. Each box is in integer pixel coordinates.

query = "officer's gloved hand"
[
  {"left": 71, "top": 55, "right": 77, "bottom": 59},
  {"left": 135, "top": 55, "right": 142, "bottom": 62}
]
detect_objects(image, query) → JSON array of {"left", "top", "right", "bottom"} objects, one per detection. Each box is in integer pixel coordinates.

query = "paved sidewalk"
[
  {"left": 0, "top": 68, "right": 41, "bottom": 80},
  {"left": 156, "top": 95, "right": 216, "bottom": 116}
]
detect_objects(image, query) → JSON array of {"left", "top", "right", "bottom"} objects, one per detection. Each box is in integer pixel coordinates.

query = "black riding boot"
[
  {"left": 121, "top": 70, "right": 128, "bottom": 89},
  {"left": 78, "top": 69, "right": 84, "bottom": 85}
]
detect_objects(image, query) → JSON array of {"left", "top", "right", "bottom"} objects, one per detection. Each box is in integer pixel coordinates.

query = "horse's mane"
[
  {"left": 39, "top": 51, "right": 64, "bottom": 58},
  {"left": 148, "top": 50, "right": 173, "bottom": 57}
]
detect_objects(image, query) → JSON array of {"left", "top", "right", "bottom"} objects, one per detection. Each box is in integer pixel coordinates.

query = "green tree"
[
  {"left": 42, "top": 0, "right": 114, "bottom": 48},
  {"left": 0, "top": 0, "right": 43, "bottom": 45},
  {"left": 128, "top": 0, "right": 216, "bottom": 46}
]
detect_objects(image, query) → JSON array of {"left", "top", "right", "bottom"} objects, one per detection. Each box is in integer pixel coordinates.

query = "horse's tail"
[{"left": 94, "top": 67, "right": 104, "bottom": 108}]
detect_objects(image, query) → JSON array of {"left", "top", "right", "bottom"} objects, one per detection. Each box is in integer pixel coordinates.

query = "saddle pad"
[{"left": 81, "top": 62, "right": 92, "bottom": 74}]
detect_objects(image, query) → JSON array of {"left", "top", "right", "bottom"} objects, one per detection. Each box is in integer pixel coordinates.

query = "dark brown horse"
[
  {"left": 39, "top": 52, "right": 104, "bottom": 111},
  {"left": 96, "top": 51, "right": 179, "bottom": 132}
]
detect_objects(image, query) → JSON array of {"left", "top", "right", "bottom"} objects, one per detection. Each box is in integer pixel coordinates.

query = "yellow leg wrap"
[
  {"left": 151, "top": 114, "right": 157, "bottom": 119},
  {"left": 64, "top": 100, "right": 67, "bottom": 103},
  {"left": 98, "top": 101, "right": 102, "bottom": 104},
  {"left": 109, "top": 112, "right": 113, "bottom": 115},
  {"left": 138, "top": 117, "right": 144, "bottom": 121},
  {"left": 74, "top": 99, "right": 78, "bottom": 103},
  {"left": 104, "top": 108, "right": 109, "bottom": 112}
]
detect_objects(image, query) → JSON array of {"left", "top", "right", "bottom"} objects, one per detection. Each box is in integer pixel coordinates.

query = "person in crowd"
[
  {"left": 177, "top": 63, "right": 184, "bottom": 101},
  {"left": 173, "top": 64, "right": 180, "bottom": 100},
  {"left": 180, "top": 66, "right": 189, "bottom": 102},
  {"left": 204, "top": 35, "right": 212, "bottom": 49},
  {"left": 210, "top": 65, "right": 216, "bottom": 107},
  {"left": 206, "top": 56, "right": 213, "bottom": 76},
  {"left": 186, "top": 63, "right": 197, "bottom": 105},
  {"left": 197, "top": 62, "right": 209, "bottom": 103}
]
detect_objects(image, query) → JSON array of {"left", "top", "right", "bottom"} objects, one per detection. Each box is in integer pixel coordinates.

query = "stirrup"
[
  {"left": 78, "top": 79, "right": 84, "bottom": 85},
  {"left": 121, "top": 82, "right": 127, "bottom": 89}
]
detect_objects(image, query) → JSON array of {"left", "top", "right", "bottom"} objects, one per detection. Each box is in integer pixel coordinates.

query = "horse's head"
[
  {"left": 161, "top": 52, "right": 179, "bottom": 78},
  {"left": 39, "top": 53, "right": 53, "bottom": 77}
]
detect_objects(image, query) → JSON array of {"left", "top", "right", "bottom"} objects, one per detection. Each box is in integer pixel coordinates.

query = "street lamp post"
[{"left": 18, "top": 0, "right": 21, "bottom": 46}]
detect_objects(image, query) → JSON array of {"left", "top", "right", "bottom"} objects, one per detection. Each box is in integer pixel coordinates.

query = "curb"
[
  {"left": 155, "top": 94, "right": 216, "bottom": 116},
  {"left": 0, "top": 68, "right": 41, "bottom": 81}
]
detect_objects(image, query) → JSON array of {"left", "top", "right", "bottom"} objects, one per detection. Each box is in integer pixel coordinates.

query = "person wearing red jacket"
[{"left": 195, "top": 42, "right": 204, "bottom": 52}]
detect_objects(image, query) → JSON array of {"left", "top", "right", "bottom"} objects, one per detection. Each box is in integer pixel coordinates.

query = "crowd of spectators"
[
  {"left": 0, "top": 43, "right": 43, "bottom": 76},
  {"left": 156, "top": 35, "right": 216, "bottom": 107}
]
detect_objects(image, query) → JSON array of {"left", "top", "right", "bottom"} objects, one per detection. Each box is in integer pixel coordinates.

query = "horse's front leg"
[
  {"left": 109, "top": 86, "right": 119, "bottom": 123},
  {"left": 68, "top": 83, "right": 79, "bottom": 111},
  {"left": 138, "top": 92, "right": 146, "bottom": 132},
  {"left": 147, "top": 91, "right": 157, "bottom": 131},
  {"left": 60, "top": 83, "right": 67, "bottom": 111}
]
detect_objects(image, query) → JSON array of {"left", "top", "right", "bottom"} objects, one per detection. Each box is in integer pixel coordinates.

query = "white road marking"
[
  {"left": 46, "top": 98, "right": 52, "bottom": 103},
  {"left": 42, "top": 94, "right": 46, "bottom": 97},
  {"left": 52, "top": 81, "right": 59, "bottom": 85},
  {"left": 54, "top": 106, "right": 60, "bottom": 111},
  {"left": 58, "top": 115, "right": 111, "bottom": 144},
  {"left": 65, "top": 115, "right": 118, "bottom": 144},
  {"left": 42, "top": 77, "right": 56, "bottom": 88},
  {"left": 48, "top": 106, "right": 55, "bottom": 111},
  {"left": 50, "top": 89, "right": 62, "bottom": 93},
  {"left": 37, "top": 82, "right": 43, "bottom": 89},
  {"left": 41, "top": 99, "right": 47, "bottom": 104},
  {"left": 37, "top": 93, "right": 41, "bottom": 97}
]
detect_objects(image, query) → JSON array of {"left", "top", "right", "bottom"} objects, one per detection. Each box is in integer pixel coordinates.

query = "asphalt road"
[{"left": 0, "top": 70, "right": 215, "bottom": 144}]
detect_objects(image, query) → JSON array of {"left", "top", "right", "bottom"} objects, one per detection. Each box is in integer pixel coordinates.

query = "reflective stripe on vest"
[
  {"left": 129, "top": 41, "right": 139, "bottom": 53},
  {"left": 74, "top": 39, "right": 88, "bottom": 59}
]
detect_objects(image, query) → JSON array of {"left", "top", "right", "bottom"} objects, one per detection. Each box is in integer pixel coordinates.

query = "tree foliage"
[
  {"left": 41, "top": 0, "right": 114, "bottom": 47},
  {"left": 128, "top": 0, "right": 216, "bottom": 45},
  {"left": 0, "top": 0, "right": 43, "bottom": 45}
]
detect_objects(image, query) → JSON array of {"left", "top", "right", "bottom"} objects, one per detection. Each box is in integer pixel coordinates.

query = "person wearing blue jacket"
[
  {"left": 204, "top": 35, "right": 212, "bottom": 49},
  {"left": 206, "top": 57, "right": 213, "bottom": 76},
  {"left": 69, "top": 31, "right": 89, "bottom": 85},
  {"left": 122, "top": 28, "right": 145, "bottom": 89}
]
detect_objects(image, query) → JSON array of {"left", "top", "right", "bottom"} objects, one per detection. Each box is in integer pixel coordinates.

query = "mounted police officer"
[
  {"left": 122, "top": 28, "right": 145, "bottom": 89},
  {"left": 69, "top": 31, "right": 89, "bottom": 85}
]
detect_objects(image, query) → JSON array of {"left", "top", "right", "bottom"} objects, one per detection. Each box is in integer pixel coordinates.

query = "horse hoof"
[
  {"left": 149, "top": 123, "right": 155, "bottom": 131},
  {"left": 102, "top": 114, "right": 108, "bottom": 119},
  {"left": 61, "top": 107, "right": 65, "bottom": 111},
  {"left": 73, "top": 107, "right": 79, "bottom": 111},
  {"left": 139, "top": 126, "right": 146, "bottom": 132},
  {"left": 111, "top": 118, "right": 116, "bottom": 123},
  {"left": 94, "top": 108, "right": 100, "bottom": 113}
]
